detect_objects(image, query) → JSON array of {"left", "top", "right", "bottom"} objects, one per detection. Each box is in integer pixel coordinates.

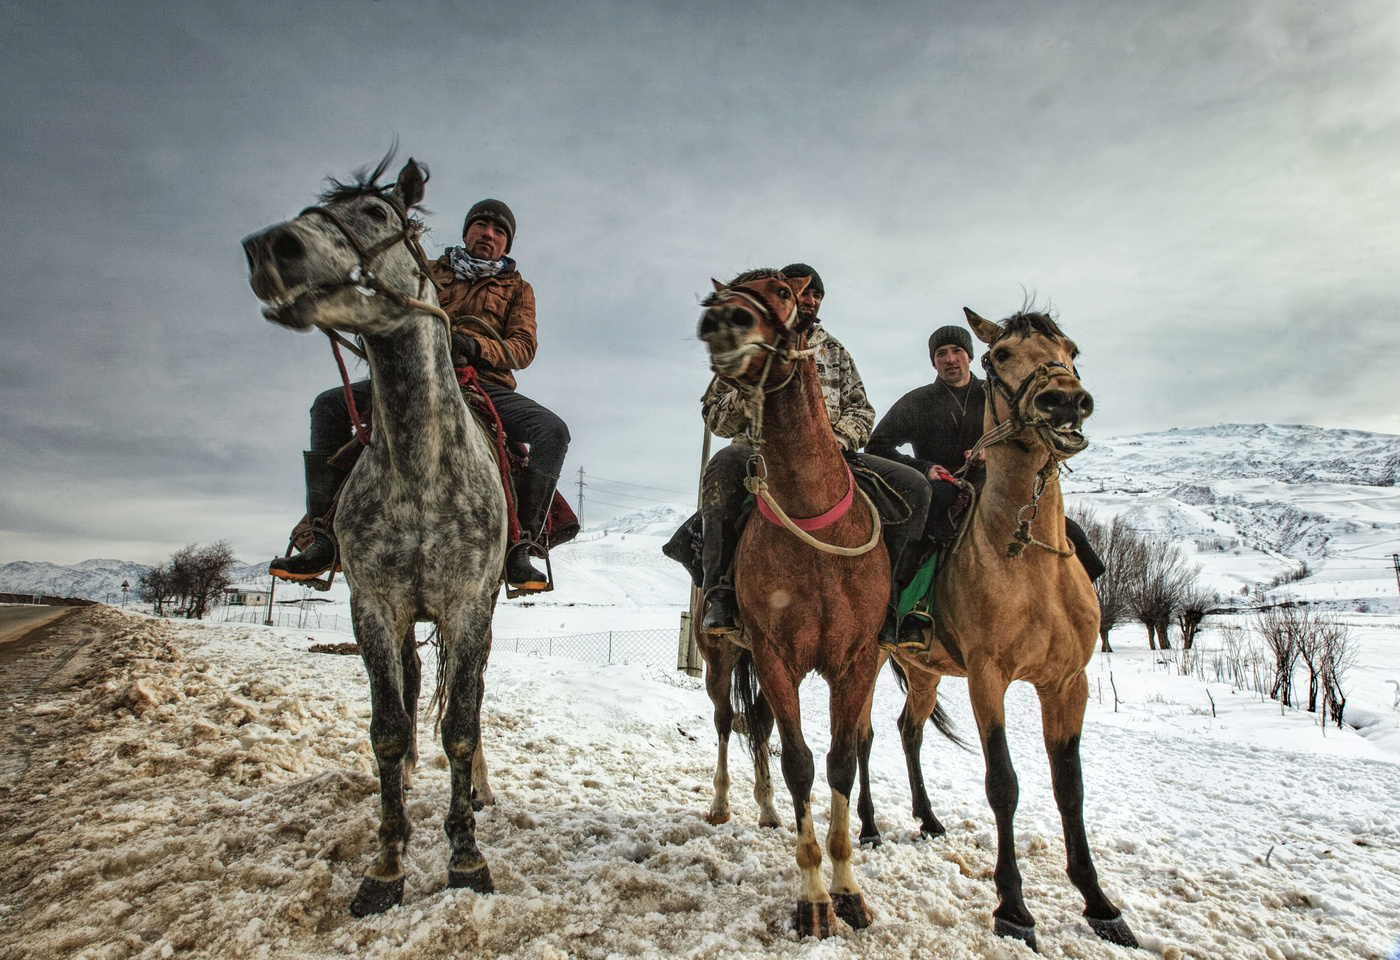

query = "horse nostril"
[
  {"left": 726, "top": 305, "right": 754, "bottom": 330},
  {"left": 1078, "top": 391, "right": 1094, "bottom": 418},
  {"left": 1035, "top": 389, "right": 1066, "bottom": 414},
  {"left": 270, "top": 229, "right": 305, "bottom": 263}
]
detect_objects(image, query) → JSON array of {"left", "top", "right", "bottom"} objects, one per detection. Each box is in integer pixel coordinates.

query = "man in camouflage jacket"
[{"left": 695, "top": 263, "right": 930, "bottom": 647}]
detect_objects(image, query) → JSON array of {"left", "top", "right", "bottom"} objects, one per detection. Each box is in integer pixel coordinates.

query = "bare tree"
[
  {"left": 1319, "top": 618, "right": 1357, "bottom": 729},
  {"left": 1255, "top": 603, "right": 1305, "bottom": 707},
  {"left": 136, "top": 563, "right": 176, "bottom": 615},
  {"left": 1175, "top": 584, "right": 1220, "bottom": 651},
  {"left": 1131, "top": 538, "right": 1197, "bottom": 650},
  {"left": 168, "top": 541, "right": 237, "bottom": 620},
  {"left": 1068, "top": 507, "right": 1148, "bottom": 652}
]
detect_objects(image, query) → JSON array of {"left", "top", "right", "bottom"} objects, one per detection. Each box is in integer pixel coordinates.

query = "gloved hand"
[{"left": 451, "top": 332, "right": 481, "bottom": 365}]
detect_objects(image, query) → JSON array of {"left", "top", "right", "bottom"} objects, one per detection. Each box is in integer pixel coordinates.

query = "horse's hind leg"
[
  {"left": 826, "top": 669, "right": 877, "bottom": 931},
  {"left": 896, "top": 661, "right": 948, "bottom": 839},
  {"left": 349, "top": 598, "right": 414, "bottom": 917},
  {"left": 702, "top": 641, "right": 736, "bottom": 825},
  {"left": 440, "top": 600, "right": 496, "bottom": 894},
  {"left": 470, "top": 672, "right": 494, "bottom": 810},
  {"left": 855, "top": 665, "right": 881, "bottom": 847},
  {"left": 967, "top": 665, "right": 1037, "bottom": 950},
  {"left": 400, "top": 626, "right": 421, "bottom": 789},
  {"left": 1039, "top": 673, "right": 1138, "bottom": 949},
  {"left": 747, "top": 687, "right": 782, "bottom": 829}
]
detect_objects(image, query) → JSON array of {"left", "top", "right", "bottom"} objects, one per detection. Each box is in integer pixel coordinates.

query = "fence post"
[{"left": 608, "top": 631, "right": 612, "bottom": 663}]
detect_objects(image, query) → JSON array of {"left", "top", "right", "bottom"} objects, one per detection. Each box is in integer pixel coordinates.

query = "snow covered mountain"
[{"left": 0, "top": 559, "right": 271, "bottom": 602}]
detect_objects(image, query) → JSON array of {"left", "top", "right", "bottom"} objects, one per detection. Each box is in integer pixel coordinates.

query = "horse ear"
[
  {"left": 393, "top": 159, "right": 427, "bottom": 207},
  {"left": 964, "top": 307, "right": 1001, "bottom": 345},
  {"left": 711, "top": 278, "right": 726, "bottom": 293},
  {"left": 786, "top": 275, "right": 810, "bottom": 296}
]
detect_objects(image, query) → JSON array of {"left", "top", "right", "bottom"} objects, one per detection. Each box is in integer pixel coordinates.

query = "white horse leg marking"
[
  {"left": 754, "top": 739, "right": 782, "bottom": 828},
  {"left": 708, "top": 736, "right": 732, "bottom": 824},
  {"left": 828, "top": 790, "right": 859, "bottom": 895},
  {"left": 471, "top": 737, "right": 495, "bottom": 806},
  {"left": 796, "top": 811, "right": 829, "bottom": 904}
]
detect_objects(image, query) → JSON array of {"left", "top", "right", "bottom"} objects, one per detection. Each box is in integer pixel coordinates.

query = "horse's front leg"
[
  {"left": 440, "top": 600, "right": 496, "bottom": 894},
  {"left": 349, "top": 596, "right": 415, "bottom": 917},
  {"left": 967, "top": 664, "right": 1037, "bottom": 950},
  {"left": 855, "top": 659, "right": 881, "bottom": 847},
  {"left": 752, "top": 644, "right": 831, "bottom": 938},
  {"left": 1039, "top": 672, "right": 1138, "bottom": 949},
  {"left": 826, "top": 656, "right": 879, "bottom": 931},
  {"left": 470, "top": 671, "right": 495, "bottom": 810}
]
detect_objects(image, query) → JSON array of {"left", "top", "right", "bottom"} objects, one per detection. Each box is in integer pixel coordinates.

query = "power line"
[
  {"left": 584, "top": 486, "right": 682, "bottom": 505},
  {"left": 586, "top": 496, "right": 661, "bottom": 511},
  {"left": 585, "top": 474, "right": 691, "bottom": 495}
]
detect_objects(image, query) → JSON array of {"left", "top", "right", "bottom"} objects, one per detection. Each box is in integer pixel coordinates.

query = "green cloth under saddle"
[{"left": 896, "top": 552, "right": 938, "bottom": 625}]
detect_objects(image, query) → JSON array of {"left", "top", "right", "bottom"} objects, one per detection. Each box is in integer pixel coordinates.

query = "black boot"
[
  {"left": 270, "top": 451, "right": 346, "bottom": 583},
  {"left": 662, "top": 512, "right": 705, "bottom": 590},
  {"left": 879, "top": 531, "right": 931, "bottom": 650},
  {"left": 507, "top": 466, "right": 556, "bottom": 593},
  {"left": 699, "top": 510, "right": 740, "bottom": 635}
]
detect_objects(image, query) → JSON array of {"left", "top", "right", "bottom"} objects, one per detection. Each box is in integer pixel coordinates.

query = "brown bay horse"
[
  {"left": 889, "top": 307, "right": 1138, "bottom": 952},
  {"left": 697, "top": 272, "right": 887, "bottom": 938}
]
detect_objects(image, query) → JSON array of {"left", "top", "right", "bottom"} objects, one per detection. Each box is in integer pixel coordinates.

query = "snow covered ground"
[{"left": 4, "top": 604, "right": 1399, "bottom": 960}]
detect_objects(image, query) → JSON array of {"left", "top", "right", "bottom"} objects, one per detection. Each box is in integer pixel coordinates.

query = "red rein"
[
  {"left": 330, "top": 336, "right": 371, "bottom": 447},
  {"left": 757, "top": 466, "right": 856, "bottom": 531}
]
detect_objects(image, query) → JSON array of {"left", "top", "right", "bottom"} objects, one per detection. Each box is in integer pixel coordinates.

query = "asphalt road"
[
  {"left": 0, "top": 605, "right": 92, "bottom": 792},
  {"left": 0, "top": 605, "right": 79, "bottom": 647}
]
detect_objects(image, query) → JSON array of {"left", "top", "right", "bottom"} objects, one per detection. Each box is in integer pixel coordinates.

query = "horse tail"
[
  {"left": 730, "top": 648, "right": 763, "bottom": 761},
  {"left": 888, "top": 656, "right": 972, "bottom": 751}
]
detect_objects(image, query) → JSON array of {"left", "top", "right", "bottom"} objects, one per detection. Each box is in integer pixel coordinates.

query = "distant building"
[{"left": 224, "top": 586, "right": 271, "bottom": 607}]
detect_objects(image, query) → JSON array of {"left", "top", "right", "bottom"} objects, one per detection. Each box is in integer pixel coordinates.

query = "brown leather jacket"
[{"left": 430, "top": 255, "right": 537, "bottom": 389}]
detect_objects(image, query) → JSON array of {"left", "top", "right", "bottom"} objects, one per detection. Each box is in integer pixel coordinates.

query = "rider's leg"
[
  {"left": 479, "top": 382, "right": 570, "bottom": 592},
  {"left": 848, "top": 454, "right": 932, "bottom": 648},
  {"left": 1064, "top": 518, "right": 1105, "bottom": 582},
  {"left": 699, "top": 439, "right": 750, "bottom": 633},
  {"left": 270, "top": 381, "right": 368, "bottom": 581}
]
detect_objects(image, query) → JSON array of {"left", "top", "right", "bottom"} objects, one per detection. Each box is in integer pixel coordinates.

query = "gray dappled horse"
[{"left": 244, "top": 157, "right": 507, "bottom": 916}]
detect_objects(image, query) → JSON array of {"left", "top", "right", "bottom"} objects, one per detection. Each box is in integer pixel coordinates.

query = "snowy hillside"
[
  {"left": 0, "top": 559, "right": 272, "bottom": 601},
  {"left": 1065, "top": 424, "right": 1400, "bottom": 607}
]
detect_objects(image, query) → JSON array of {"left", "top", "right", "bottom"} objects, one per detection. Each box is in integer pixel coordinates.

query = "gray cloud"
[{"left": 4, "top": 0, "right": 1398, "bottom": 563}]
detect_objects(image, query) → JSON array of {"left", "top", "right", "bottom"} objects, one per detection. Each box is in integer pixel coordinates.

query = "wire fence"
[{"left": 215, "top": 605, "right": 691, "bottom": 671}]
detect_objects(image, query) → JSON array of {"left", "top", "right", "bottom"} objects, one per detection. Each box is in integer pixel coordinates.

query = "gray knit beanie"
[
  {"left": 462, "top": 199, "right": 516, "bottom": 254},
  {"left": 778, "top": 263, "right": 824, "bottom": 297},
  {"left": 928, "top": 326, "right": 974, "bottom": 365}
]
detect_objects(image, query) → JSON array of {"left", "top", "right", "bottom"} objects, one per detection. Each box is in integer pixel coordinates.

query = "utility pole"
[
  {"left": 575, "top": 467, "right": 587, "bottom": 530},
  {"left": 1392, "top": 553, "right": 1400, "bottom": 599},
  {"left": 265, "top": 567, "right": 276, "bottom": 626},
  {"left": 121, "top": 580, "right": 129, "bottom": 608}
]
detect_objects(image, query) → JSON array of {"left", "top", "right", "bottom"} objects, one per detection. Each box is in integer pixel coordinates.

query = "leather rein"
[{"left": 708, "top": 284, "right": 882, "bottom": 557}]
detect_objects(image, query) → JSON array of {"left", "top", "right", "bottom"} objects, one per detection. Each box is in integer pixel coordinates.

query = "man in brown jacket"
[{"left": 270, "top": 199, "right": 569, "bottom": 593}]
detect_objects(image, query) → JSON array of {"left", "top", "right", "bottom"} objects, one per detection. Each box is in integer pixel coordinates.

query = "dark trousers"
[{"left": 309, "top": 378, "right": 570, "bottom": 480}]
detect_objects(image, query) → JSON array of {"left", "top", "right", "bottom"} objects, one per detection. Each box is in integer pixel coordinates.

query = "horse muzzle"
[
  {"left": 1032, "top": 386, "right": 1093, "bottom": 454},
  {"left": 698, "top": 303, "right": 764, "bottom": 376}
]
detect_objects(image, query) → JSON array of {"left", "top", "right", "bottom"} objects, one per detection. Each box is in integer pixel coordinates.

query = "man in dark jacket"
[
  {"left": 271, "top": 199, "right": 569, "bottom": 593},
  {"left": 867, "top": 324, "right": 1103, "bottom": 574}
]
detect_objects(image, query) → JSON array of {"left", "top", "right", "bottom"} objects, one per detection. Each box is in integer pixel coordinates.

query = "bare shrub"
[
  {"left": 137, "top": 564, "right": 176, "bottom": 614},
  {"left": 1068, "top": 506, "right": 1148, "bottom": 652},
  {"left": 1131, "top": 539, "right": 1198, "bottom": 651},
  {"left": 1318, "top": 619, "right": 1357, "bottom": 729},
  {"left": 167, "top": 540, "right": 237, "bottom": 620},
  {"left": 1255, "top": 603, "right": 1309, "bottom": 707}
]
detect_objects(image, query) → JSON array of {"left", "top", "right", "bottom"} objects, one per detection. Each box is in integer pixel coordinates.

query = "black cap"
[
  {"left": 929, "top": 325, "right": 974, "bottom": 365},
  {"left": 779, "top": 262, "right": 824, "bottom": 297},
  {"left": 462, "top": 199, "right": 516, "bottom": 254}
]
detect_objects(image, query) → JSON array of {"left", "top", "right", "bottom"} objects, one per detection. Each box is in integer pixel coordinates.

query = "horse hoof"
[
  {"left": 350, "top": 876, "right": 404, "bottom": 917},
  {"left": 793, "top": 899, "right": 835, "bottom": 939},
  {"left": 859, "top": 831, "right": 882, "bottom": 848},
  {"left": 705, "top": 809, "right": 731, "bottom": 826},
  {"left": 919, "top": 818, "right": 947, "bottom": 839},
  {"left": 448, "top": 865, "right": 494, "bottom": 894},
  {"left": 758, "top": 815, "right": 782, "bottom": 830},
  {"left": 993, "top": 916, "right": 1038, "bottom": 952},
  {"left": 1088, "top": 915, "right": 1139, "bottom": 948},
  {"left": 832, "top": 892, "right": 872, "bottom": 930}
]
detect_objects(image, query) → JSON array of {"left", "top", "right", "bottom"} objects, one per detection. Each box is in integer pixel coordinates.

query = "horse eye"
[
  {"left": 995, "top": 349, "right": 1011, "bottom": 363},
  {"left": 777, "top": 288, "right": 790, "bottom": 300},
  {"left": 363, "top": 204, "right": 388, "bottom": 223}
]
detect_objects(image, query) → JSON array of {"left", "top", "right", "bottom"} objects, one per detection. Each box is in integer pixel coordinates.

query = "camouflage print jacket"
[{"left": 701, "top": 323, "right": 876, "bottom": 451}]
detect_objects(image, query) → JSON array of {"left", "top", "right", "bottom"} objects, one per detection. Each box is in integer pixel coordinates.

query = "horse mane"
[
  {"left": 318, "top": 145, "right": 430, "bottom": 227},
  {"left": 996, "top": 303, "right": 1077, "bottom": 357},
  {"left": 701, "top": 267, "right": 787, "bottom": 306}
]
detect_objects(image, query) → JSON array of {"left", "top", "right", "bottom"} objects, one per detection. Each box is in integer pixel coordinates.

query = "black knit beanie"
[
  {"left": 779, "top": 262, "right": 824, "bottom": 297},
  {"left": 928, "top": 326, "right": 974, "bottom": 365},
  {"left": 462, "top": 199, "right": 516, "bottom": 254}
]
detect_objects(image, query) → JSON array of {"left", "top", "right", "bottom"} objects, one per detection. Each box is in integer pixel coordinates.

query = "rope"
[
  {"left": 329, "top": 333, "right": 371, "bottom": 446},
  {"left": 745, "top": 474, "right": 883, "bottom": 557}
]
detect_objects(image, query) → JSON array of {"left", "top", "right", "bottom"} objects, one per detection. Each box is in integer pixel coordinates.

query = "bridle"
[
  {"left": 295, "top": 192, "right": 455, "bottom": 357},
  {"left": 705, "top": 281, "right": 882, "bottom": 558},
  {"left": 955, "top": 339, "right": 1086, "bottom": 559}
]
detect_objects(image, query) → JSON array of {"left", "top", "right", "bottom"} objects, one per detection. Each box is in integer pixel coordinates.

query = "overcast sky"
[{"left": 3, "top": 0, "right": 1398, "bottom": 565}]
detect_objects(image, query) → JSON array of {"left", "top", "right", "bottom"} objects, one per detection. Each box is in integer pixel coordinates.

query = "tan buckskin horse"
[
  {"left": 888, "top": 307, "right": 1138, "bottom": 952},
  {"left": 697, "top": 271, "right": 887, "bottom": 938}
]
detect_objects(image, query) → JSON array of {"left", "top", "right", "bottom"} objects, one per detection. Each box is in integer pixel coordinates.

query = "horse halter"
[{"left": 294, "top": 192, "right": 451, "bottom": 337}]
